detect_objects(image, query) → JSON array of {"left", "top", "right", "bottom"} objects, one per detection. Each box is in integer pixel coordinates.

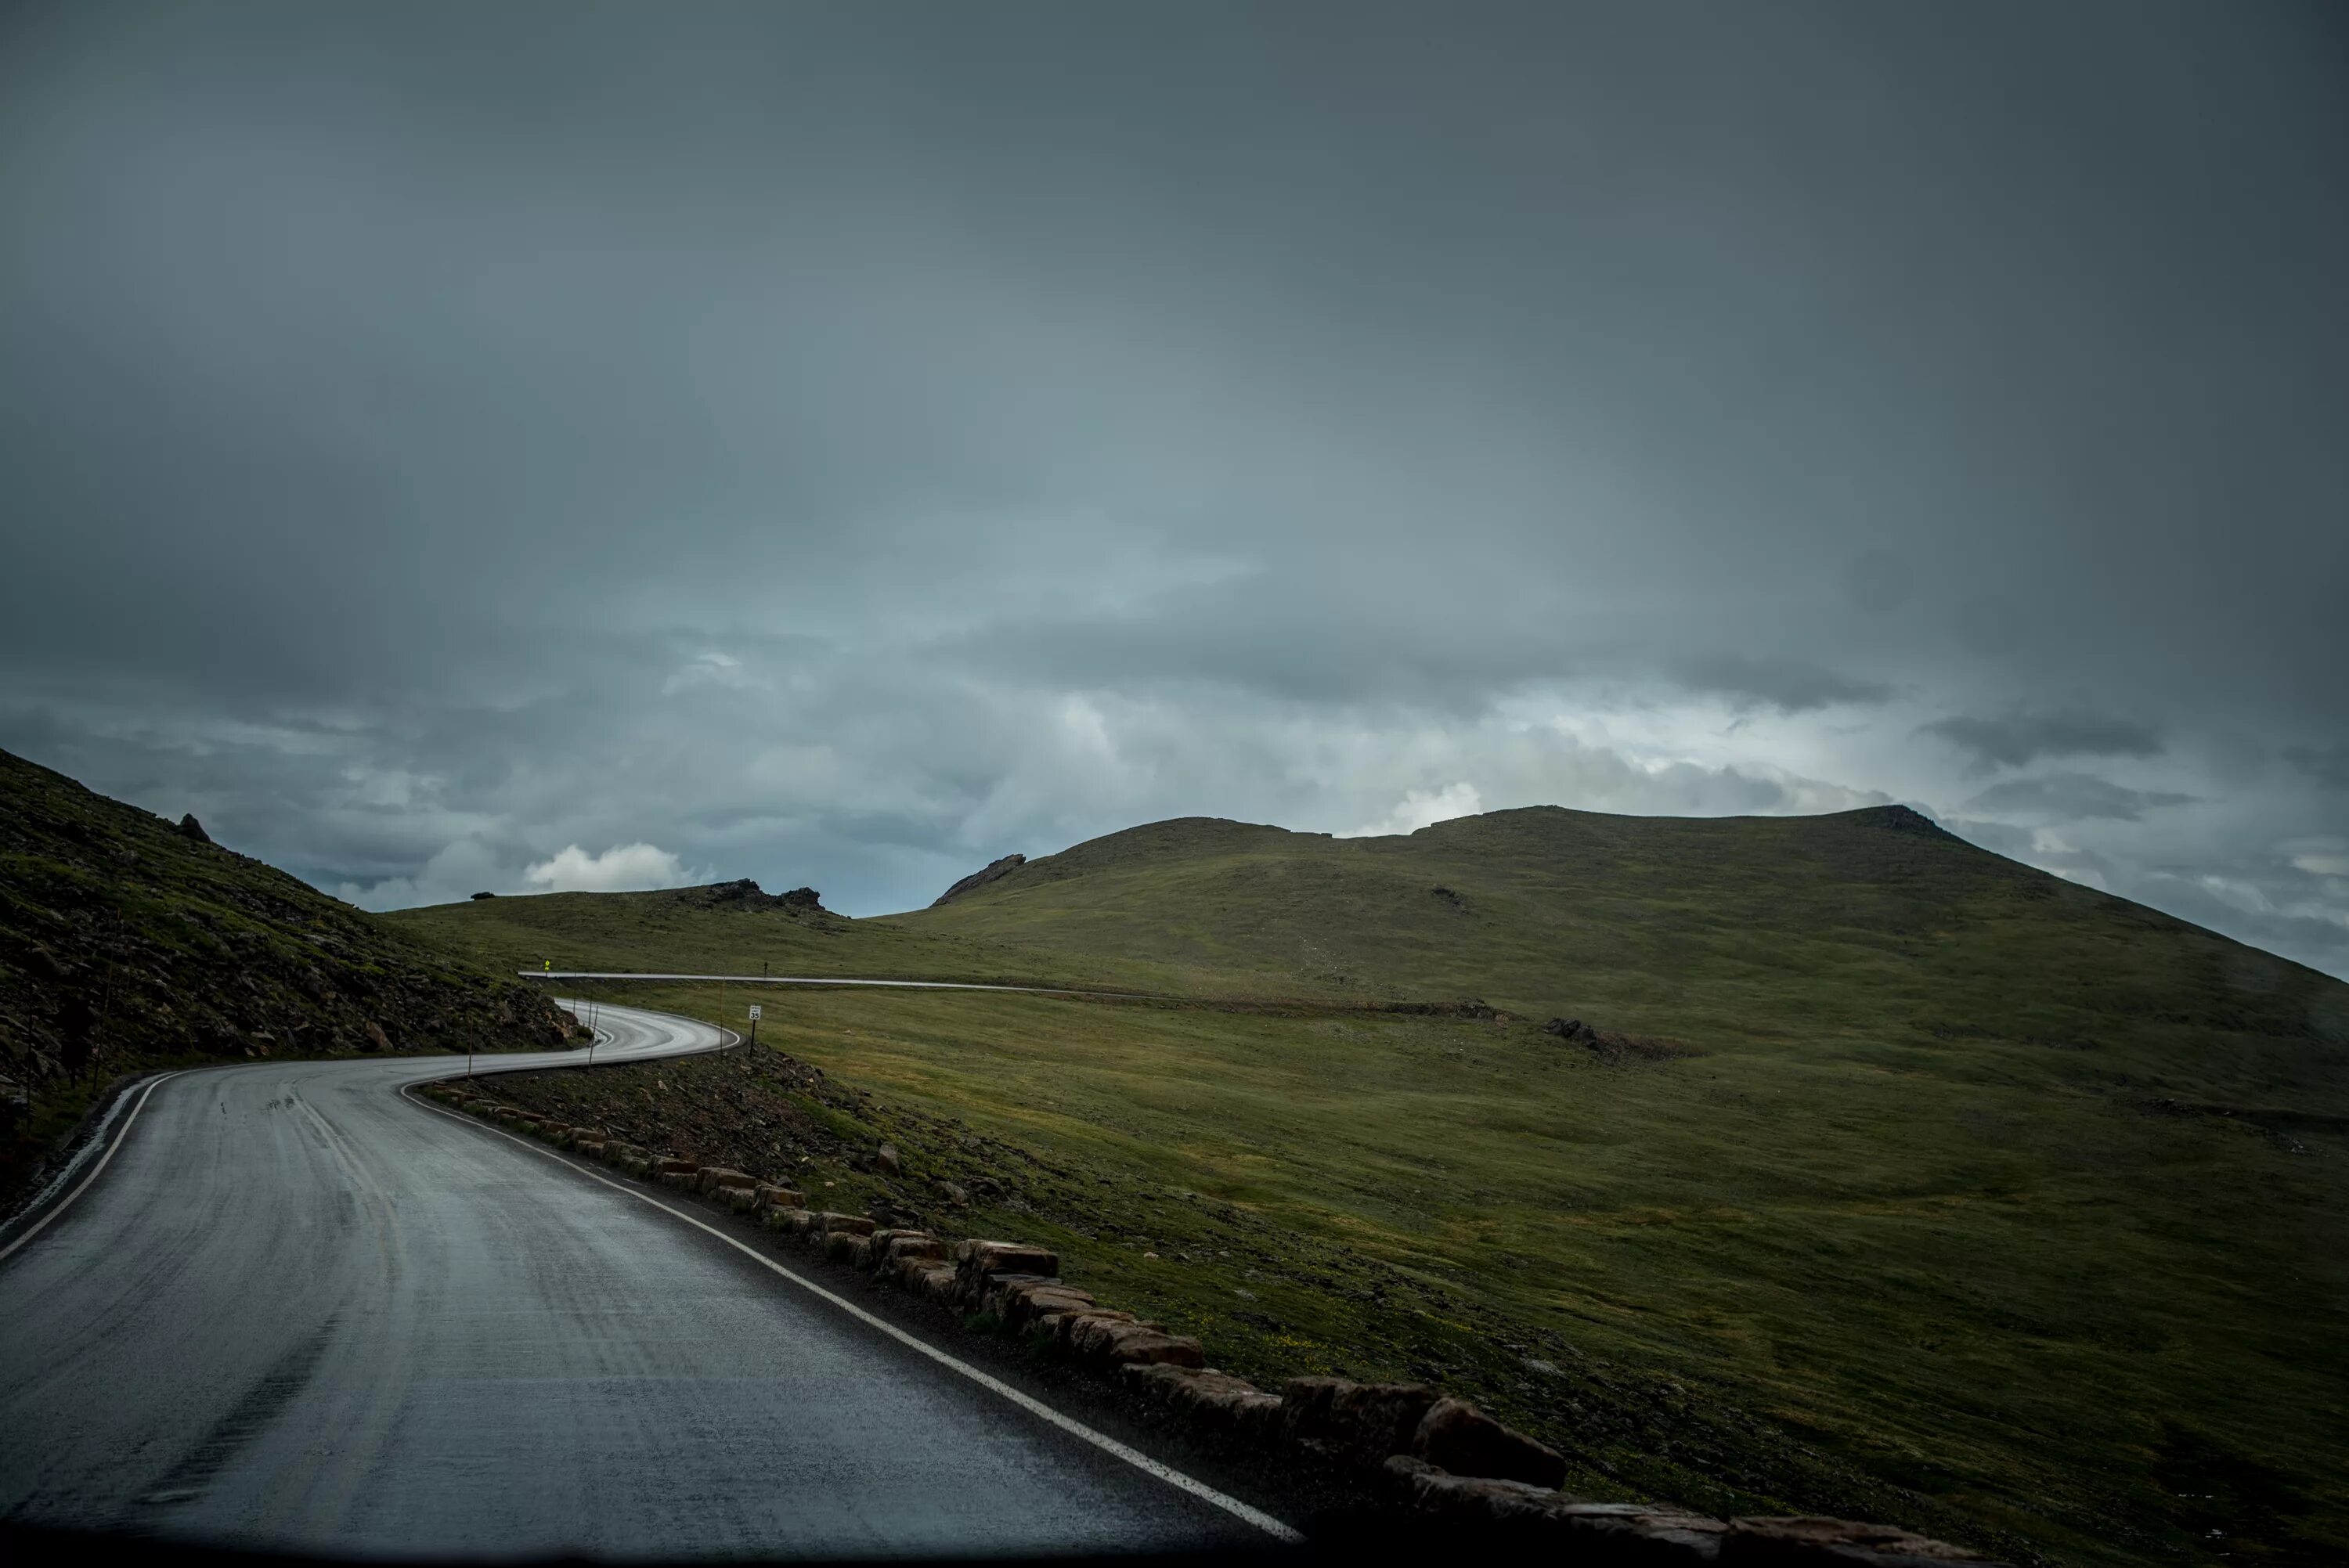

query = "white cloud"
[
  {"left": 522, "top": 842, "right": 693, "bottom": 892},
  {"left": 662, "top": 652, "right": 761, "bottom": 696},
  {"left": 337, "top": 837, "right": 509, "bottom": 910},
  {"left": 1342, "top": 782, "right": 1484, "bottom": 839}
]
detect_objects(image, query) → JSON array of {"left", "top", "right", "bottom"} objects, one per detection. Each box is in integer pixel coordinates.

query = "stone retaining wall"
[{"left": 417, "top": 1080, "right": 2003, "bottom": 1566}]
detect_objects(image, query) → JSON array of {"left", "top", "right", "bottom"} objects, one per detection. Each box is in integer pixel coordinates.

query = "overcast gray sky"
[{"left": 4, "top": 1, "right": 2345, "bottom": 977}]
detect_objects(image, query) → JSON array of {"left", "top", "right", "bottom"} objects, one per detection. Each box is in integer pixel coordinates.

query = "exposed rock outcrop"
[
  {"left": 931, "top": 853, "right": 1026, "bottom": 907},
  {"left": 682, "top": 879, "right": 828, "bottom": 914}
]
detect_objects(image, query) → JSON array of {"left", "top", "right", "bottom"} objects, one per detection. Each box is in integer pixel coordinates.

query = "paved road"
[{"left": 0, "top": 1003, "right": 1274, "bottom": 1558}]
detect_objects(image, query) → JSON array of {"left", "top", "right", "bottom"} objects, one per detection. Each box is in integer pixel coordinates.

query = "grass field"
[{"left": 395, "top": 805, "right": 2349, "bottom": 1566}]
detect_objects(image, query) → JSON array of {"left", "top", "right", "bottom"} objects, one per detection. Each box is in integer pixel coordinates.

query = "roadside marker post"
[{"left": 748, "top": 1003, "right": 760, "bottom": 1049}]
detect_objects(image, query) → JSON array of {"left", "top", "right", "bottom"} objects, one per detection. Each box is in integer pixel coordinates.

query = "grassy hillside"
[
  {"left": 897, "top": 806, "right": 2347, "bottom": 1074},
  {"left": 393, "top": 805, "right": 2349, "bottom": 1565},
  {"left": 0, "top": 748, "right": 575, "bottom": 1205}
]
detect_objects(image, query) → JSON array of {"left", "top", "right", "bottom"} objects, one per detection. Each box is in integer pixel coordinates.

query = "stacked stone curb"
[{"left": 416, "top": 1081, "right": 2006, "bottom": 1565}]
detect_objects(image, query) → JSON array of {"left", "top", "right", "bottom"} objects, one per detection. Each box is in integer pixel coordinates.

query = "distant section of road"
[
  {"left": 528, "top": 969, "right": 1141, "bottom": 995},
  {"left": 0, "top": 1000, "right": 1266, "bottom": 1557}
]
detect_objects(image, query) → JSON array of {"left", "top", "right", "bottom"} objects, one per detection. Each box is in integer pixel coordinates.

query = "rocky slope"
[{"left": 0, "top": 746, "right": 574, "bottom": 1205}]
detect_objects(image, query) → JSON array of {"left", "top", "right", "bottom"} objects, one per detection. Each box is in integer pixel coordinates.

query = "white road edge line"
[
  {"left": 0, "top": 1071, "right": 182, "bottom": 1267},
  {"left": 401, "top": 1080, "right": 1304, "bottom": 1545}
]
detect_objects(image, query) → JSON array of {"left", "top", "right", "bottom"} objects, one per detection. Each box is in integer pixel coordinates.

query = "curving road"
[{"left": 0, "top": 1002, "right": 1278, "bottom": 1558}]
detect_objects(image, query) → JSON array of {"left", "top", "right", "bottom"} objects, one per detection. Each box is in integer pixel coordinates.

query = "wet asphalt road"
[{"left": 0, "top": 1003, "right": 1272, "bottom": 1558}]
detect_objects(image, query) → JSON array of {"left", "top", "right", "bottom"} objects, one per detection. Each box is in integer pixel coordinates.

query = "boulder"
[
  {"left": 1724, "top": 1517, "right": 2000, "bottom": 1566},
  {"left": 1382, "top": 1454, "right": 1568, "bottom": 1528},
  {"left": 908, "top": 1262, "right": 960, "bottom": 1302},
  {"left": 1280, "top": 1378, "right": 1440, "bottom": 1465},
  {"left": 1558, "top": 1502, "right": 1734, "bottom": 1562},
  {"left": 954, "top": 1240, "right": 1059, "bottom": 1305},
  {"left": 811, "top": 1212, "right": 875, "bottom": 1236},
  {"left": 470, "top": 890, "right": 496, "bottom": 899},
  {"left": 1055, "top": 1310, "right": 1140, "bottom": 1353},
  {"left": 980, "top": 1271, "right": 1062, "bottom": 1317},
  {"left": 177, "top": 813, "right": 211, "bottom": 844},
  {"left": 1413, "top": 1397, "right": 1567, "bottom": 1490},
  {"left": 994, "top": 1278, "right": 1093, "bottom": 1334},
  {"left": 850, "top": 1228, "right": 918, "bottom": 1269},
  {"left": 1097, "top": 1322, "right": 1205, "bottom": 1368},
  {"left": 363, "top": 1020, "right": 392, "bottom": 1052},
  {"left": 1122, "top": 1364, "right": 1281, "bottom": 1439},
  {"left": 875, "top": 1143, "right": 903, "bottom": 1176},
  {"left": 879, "top": 1232, "right": 947, "bottom": 1270}
]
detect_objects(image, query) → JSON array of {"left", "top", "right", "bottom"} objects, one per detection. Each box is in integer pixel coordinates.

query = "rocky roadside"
[{"left": 420, "top": 1077, "right": 2008, "bottom": 1566}]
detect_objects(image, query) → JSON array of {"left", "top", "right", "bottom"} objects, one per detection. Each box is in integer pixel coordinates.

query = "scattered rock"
[{"left": 875, "top": 1142, "right": 902, "bottom": 1176}]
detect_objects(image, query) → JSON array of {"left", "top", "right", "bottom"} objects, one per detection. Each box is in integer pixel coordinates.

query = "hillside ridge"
[{"left": 0, "top": 746, "right": 574, "bottom": 1206}]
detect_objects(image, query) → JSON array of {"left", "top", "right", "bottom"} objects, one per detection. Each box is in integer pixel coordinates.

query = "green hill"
[
  {"left": 392, "top": 803, "right": 2348, "bottom": 1565},
  {"left": 0, "top": 748, "right": 574, "bottom": 1206},
  {"left": 898, "top": 805, "right": 2346, "bottom": 1076}
]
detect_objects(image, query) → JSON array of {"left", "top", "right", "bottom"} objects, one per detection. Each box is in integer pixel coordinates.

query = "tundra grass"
[
  {"left": 406, "top": 806, "right": 2349, "bottom": 1566},
  {"left": 560, "top": 977, "right": 2347, "bottom": 1568}
]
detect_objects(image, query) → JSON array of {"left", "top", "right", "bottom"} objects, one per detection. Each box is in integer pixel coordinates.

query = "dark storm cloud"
[
  {"left": 1669, "top": 654, "right": 1893, "bottom": 715},
  {"left": 2283, "top": 744, "right": 2349, "bottom": 791},
  {"left": 0, "top": 1, "right": 2343, "bottom": 973},
  {"left": 1960, "top": 773, "right": 2196, "bottom": 824},
  {"left": 1920, "top": 711, "right": 2167, "bottom": 773}
]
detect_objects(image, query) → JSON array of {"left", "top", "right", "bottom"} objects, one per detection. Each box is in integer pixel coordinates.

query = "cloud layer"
[{"left": 2, "top": 2, "right": 2343, "bottom": 977}]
